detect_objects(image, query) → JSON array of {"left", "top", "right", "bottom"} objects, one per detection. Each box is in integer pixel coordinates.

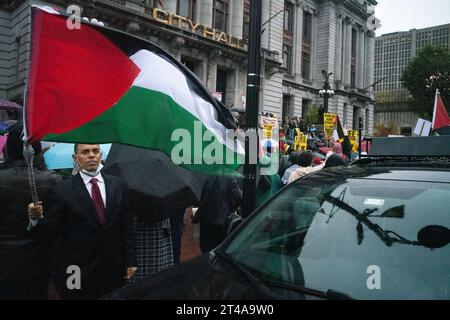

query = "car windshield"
[{"left": 225, "top": 177, "right": 450, "bottom": 300}]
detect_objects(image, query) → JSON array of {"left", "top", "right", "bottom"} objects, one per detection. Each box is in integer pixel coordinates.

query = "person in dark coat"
[
  {"left": 324, "top": 154, "right": 345, "bottom": 168},
  {"left": 194, "top": 176, "right": 242, "bottom": 253},
  {"left": 0, "top": 125, "right": 62, "bottom": 299},
  {"left": 28, "top": 143, "right": 137, "bottom": 299}
]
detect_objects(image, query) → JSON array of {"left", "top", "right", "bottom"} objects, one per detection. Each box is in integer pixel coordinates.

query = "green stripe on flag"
[{"left": 44, "top": 86, "right": 243, "bottom": 175}]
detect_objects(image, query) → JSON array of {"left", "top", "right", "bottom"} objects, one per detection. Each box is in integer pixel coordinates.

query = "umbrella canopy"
[
  {"left": 0, "top": 122, "right": 9, "bottom": 131},
  {"left": 103, "top": 144, "right": 207, "bottom": 222},
  {"left": 0, "top": 99, "right": 21, "bottom": 110},
  {"left": 44, "top": 143, "right": 111, "bottom": 169}
]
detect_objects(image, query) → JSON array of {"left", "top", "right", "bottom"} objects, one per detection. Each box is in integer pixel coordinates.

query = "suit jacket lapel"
[
  {"left": 103, "top": 173, "right": 115, "bottom": 227},
  {"left": 72, "top": 173, "right": 101, "bottom": 227}
]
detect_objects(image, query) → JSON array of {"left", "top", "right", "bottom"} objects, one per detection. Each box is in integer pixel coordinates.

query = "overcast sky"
[{"left": 375, "top": 0, "right": 450, "bottom": 35}]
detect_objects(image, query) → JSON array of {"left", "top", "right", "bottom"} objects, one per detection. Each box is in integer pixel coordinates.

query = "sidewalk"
[{"left": 180, "top": 210, "right": 202, "bottom": 262}]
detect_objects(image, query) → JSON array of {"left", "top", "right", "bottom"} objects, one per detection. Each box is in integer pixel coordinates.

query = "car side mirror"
[
  {"left": 417, "top": 225, "right": 450, "bottom": 249},
  {"left": 224, "top": 212, "right": 243, "bottom": 235}
]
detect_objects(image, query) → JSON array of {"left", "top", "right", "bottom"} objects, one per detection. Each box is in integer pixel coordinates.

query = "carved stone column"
[
  {"left": 199, "top": 0, "right": 213, "bottom": 28},
  {"left": 230, "top": 0, "right": 244, "bottom": 39},
  {"left": 343, "top": 18, "right": 352, "bottom": 86},
  {"left": 334, "top": 12, "right": 343, "bottom": 81},
  {"left": 357, "top": 26, "right": 365, "bottom": 89},
  {"left": 365, "top": 31, "right": 376, "bottom": 95},
  {"left": 164, "top": 0, "right": 177, "bottom": 14}
]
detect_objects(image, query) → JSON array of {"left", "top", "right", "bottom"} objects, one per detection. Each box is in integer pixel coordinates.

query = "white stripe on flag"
[
  {"left": 333, "top": 129, "right": 339, "bottom": 142},
  {"left": 130, "top": 50, "right": 244, "bottom": 155}
]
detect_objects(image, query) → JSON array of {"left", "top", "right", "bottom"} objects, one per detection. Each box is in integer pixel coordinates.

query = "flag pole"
[
  {"left": 242, "top": 0, "right": 262, "bottom": 218},
  {"left": 431, "top": 88, "right": 439, "bottom": 132},
  {"left": 358, "top": 117, "right": 362, "bottom": 158},
  {"left": 22, "top": 8, "right": 40, "bottom": 206}
]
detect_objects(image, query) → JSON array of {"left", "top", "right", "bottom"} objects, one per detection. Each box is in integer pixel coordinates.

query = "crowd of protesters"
[{"left": 255, "top": 115, "right": 356, "bottom": 207}]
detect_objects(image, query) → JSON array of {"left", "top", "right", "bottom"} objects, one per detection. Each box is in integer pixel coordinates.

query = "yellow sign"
[
  {"left": 263, "top": 125, "right": 272, "bottom": 139},
  {"left": 324, "top": 113, "right": 336, "bottom": 138},
  {"left": 293, "top": 129, "right": 308, "bottom": 151},
  {"left": 348, "top": 130, "right": 358, "bottom": 153},
  {"left": 293, "top": 129, "right": 301, "bottom": 150},
  {"left": 299, "top": 133, "right": 308, "bottom": 151}
]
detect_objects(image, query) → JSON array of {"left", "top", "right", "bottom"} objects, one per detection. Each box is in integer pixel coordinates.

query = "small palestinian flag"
[
  {"left": 25, "top": 6, "right": 244, "bottom": 175},
  {"left": 332, "top": 115, "right": 345, "bottom": 142}
]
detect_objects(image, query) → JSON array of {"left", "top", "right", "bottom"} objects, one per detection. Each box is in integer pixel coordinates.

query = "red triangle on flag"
[{"left": 432, "top": 91, "right": 450, "bottom": 130}]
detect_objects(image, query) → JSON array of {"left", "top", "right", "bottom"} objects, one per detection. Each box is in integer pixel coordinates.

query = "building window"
[
  {"left": 216, "top": 68, "right": 228, "bottom": 104},
  {"left": 243, "top": 0, "right": 250, "bottom": 40},
  {"left": 283, "top": 43, "right": 293, "bottom": 74},
  {"left": 216, "top": 68, "right": 235, "bottom": 106},
  {"left": 303, "top": 11, "right": 312, "bottom": 42},
  {"left": 181, "top": 56, "right": 203, "bottom": 81},
  {"left": 343, "top": 103, "right": 348, "bottom": 127},
  {"left": 177, "top": 0, "right": 196, "bottom": 20},
  {"left": 284, "top": 1, "right": 294, "bottom": 33},
  {"left": 283, "top": 1, "right": 294, "bottom": 75},
  {"left": 150, "top": 0, "right": 165, "bottom": 8},
  {"left": 400, "top": 127, "right": 412, "bottom": 136},
  {"left": 213, "top": 0, "right": 229, "bottom": 32},
  {"left": 301, "top": 52, "right": 310, "bottom": 79},
  {"left": 302, "top": 11, "right": 312, "bottom": 80},
  {"left": 301, "top": 99, "right": 310, "bottom": 121},
  {"left": 282, "top": 95, "right": 293, "bottom": 121},
  {"left": 351, "top": 28, "right": 357, "bottom": 87}
]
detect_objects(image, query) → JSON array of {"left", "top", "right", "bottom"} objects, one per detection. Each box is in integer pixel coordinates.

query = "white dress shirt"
[{"left": 79, "top": 170, "right": 106, "bottom": 207}]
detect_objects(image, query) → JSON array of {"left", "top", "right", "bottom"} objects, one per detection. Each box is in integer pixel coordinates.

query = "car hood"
[
  {"left": 104, "top": 255, "right": 213, "bottom": 299},
  {"left": 103, "top": 253, "right": 282, "bottom": 300}
]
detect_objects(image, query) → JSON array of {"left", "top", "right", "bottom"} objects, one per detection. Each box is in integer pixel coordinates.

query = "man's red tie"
[{"left": 90, "top": 178, "right": 105, "bottom": 223}]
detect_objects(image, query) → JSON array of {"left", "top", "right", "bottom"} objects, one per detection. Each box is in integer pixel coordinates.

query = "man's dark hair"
[
  {"left": 324, "top": 154, "right": 345, "bottom": 168},
  {"left": 73, "top": 143, "right": 101, "bottom": 154},
  {"left": 297, "top": 152, "right": 314, "bottom": 168},
  {"left": 290, "top": 152, "right": 301, "bottom": 165}
]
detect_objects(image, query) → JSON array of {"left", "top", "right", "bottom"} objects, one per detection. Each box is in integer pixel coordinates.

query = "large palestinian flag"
[{"left": 25, "top": 6, "right": 244, "bottom": 175}]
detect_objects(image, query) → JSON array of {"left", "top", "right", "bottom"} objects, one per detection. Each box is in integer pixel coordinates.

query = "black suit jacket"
[{"left": 29, "top": 172, "right": 136, "bottom": 298}]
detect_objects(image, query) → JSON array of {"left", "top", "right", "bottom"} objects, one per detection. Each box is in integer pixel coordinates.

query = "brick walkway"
[{"left": 180, "top": 209, "right": 202, "bottom": 262}]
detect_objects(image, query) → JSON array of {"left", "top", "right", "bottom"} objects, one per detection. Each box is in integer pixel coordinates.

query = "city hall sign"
[{"left": 151, "top": 8, "right": 244, "bottom": 50}]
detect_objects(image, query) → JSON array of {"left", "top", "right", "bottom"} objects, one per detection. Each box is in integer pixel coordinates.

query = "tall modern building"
[
  {"left": 1, "top": 0, "right": 377, "bottom": 134},
  {"left": 374, "top": 23, "right": 450, "bottom": 135}
]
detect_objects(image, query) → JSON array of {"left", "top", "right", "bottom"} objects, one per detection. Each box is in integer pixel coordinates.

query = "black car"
[{"left": 106, "top": 137, "right": 450, "bottom": 300}]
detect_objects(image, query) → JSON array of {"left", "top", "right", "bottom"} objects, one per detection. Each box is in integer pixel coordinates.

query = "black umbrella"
[{"left": 103, "top": 144, "right": 207, "bottom": 222}]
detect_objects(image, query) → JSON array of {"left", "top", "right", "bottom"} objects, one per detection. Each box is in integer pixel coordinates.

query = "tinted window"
[{"left": 225, "top": 178, "right": 450, "bottom": 299}]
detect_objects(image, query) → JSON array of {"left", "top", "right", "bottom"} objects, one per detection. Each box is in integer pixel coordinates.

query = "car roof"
[{"left": 304, "top": 165, "right": 450, "bottom": 184}]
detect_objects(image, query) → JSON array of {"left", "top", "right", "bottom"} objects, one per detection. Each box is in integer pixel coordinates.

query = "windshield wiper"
[
  {"left": 262, "top": 279, "right": 354, "bottom": 300},
  {"left": 211, "top": 250, "right": 285, "bottom": 299},
  {"left": 211, "top": 251, "right": 353, "bottom": 300}
]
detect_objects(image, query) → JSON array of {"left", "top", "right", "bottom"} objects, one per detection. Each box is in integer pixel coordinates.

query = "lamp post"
[{"left": 319, "top": 71, "right": 334, "bottom": 114}]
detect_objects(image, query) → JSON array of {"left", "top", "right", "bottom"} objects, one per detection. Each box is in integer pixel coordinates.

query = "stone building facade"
[{"left": 0, "top": 0, "right": 377, "bottom": 134}]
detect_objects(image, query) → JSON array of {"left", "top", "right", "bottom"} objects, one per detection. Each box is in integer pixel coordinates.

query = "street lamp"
[{"left": 319, "top": 70, "right": 334, "bottom": 114}]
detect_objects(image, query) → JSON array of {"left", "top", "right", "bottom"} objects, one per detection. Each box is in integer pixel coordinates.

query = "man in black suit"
[{"left": 28, "top": 144, "right": 137, "bottom": 299}]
